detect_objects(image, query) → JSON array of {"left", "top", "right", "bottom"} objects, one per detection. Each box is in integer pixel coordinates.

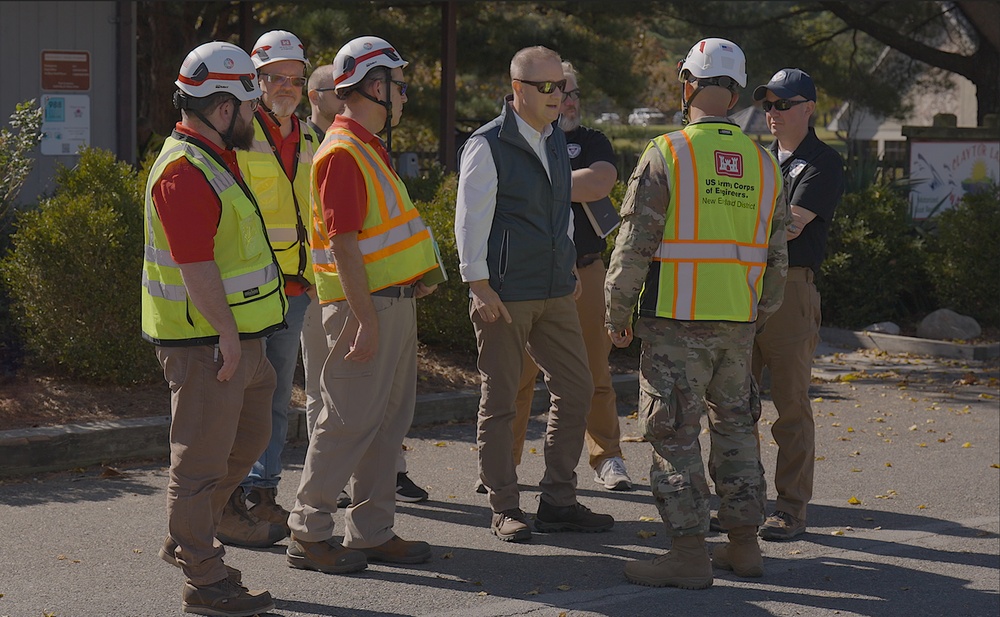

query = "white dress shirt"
[{"left": 455, "top": 107, "right": 572, "bottom": 283}]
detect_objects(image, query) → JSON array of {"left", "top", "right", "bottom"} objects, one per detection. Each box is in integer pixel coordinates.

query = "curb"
[{"left": 2, "top": 327, "right": 995, "bottom": 479}]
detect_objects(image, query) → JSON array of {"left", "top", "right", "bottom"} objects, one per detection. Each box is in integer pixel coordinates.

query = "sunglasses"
[
  {"left": 391, "top": 79, "right": 408, "bottom": 96},
  {"left": 260, "top": 73, "right": 307, "bottom": 88},
  {"left": 762, "top": 98, "right": 809, "bottom": 112},
  {"left": 562, "top": 89, "right": 581, "bottom": 101},
  {"left": 514, "top": 78, "right": 567, "bottom": 94}
]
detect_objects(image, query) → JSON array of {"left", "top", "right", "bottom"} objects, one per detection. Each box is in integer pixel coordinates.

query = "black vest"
[{"left": 466, "top": 100, "right": 576, "bottom": 301}]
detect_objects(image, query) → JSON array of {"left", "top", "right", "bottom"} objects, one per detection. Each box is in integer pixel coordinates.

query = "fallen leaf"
[
  {"left": 434, "top": 442, "right": 448, "bottom": 447},
  {"left": 962, "top": 442, "right": 973, "bottom": 448},
  {"left": 908, "top": 425, "right": 918, "bottom": 431},
  {"left": 815, "top": 456, "right": 826, "bottom": 461},
  {"left": 885, "top": 462, "right": 892, "bottom": 467},
  {"left": 813, "top": 397, "right": 824, "bottom": 402},
  {"left": 529, "top": 447, "right": 538, "bottom": 454},
  {"left": 526, "top": 589, "right": 539, "bottom": 596},
  {"left": 469, "top": 446, "right": 478, "bottom": 451},
  {"left": 917, "top": 504, "right": 927, "bottom": 509},
  {"left": 831, "top": 422, "right": 842, "bottom": 427},
  {"left": 831, "top": 529, "right": 845, "bottom": 535},
  {"left": 442, "top": 552, "right": 453, "bottom": 559},
  {"left": 991, "top": 464, "right": 1000, "bottom": 469},
  {"left": 133, "top": 548, "right": 142, "bottom": 554},
  {"left": 847, "top": 496, "right": 861, "bottom": 505},
  {"left": 918, "top": 443, "right": 927, "bottom": 447},
  {"left": 851, "top": 468, "right": 862, "bottom": 472},
  {"left": 637, "top": 530, "right": 657, "bottom": 539},
  {"left": 627, "top": 411, "right": 638, "bottom": 419},
  {"left": 638, "top": 515, "right": 657, "bottom": 522},
  {"left": 100, "top": 466, "right": 124, "bottom": 478},
  {"left": 980, "top": 393, "right": 995, "bottom": 399},
  {"left": 477, "top": 591, "right": 488, "bottom": 596},
  {"left": 862, "top": 516, "right": 874, "bottom": 521},
  {"left": 557, "top": 585, "right": 572, "bottom": 591}
]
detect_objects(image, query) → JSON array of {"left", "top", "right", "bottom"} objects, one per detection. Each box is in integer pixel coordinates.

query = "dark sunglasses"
[
  {"left": 762, "top": 98, "right": 809, "bottom": 112},
  {"left": 514, "top": 78, "right": 567, "bottom": 94},
  {"left": 562, "top": 89, "right": 581, "bottom": 101},
  {"left": 391, "top": 79, "right": 408, "bottom": 96}
]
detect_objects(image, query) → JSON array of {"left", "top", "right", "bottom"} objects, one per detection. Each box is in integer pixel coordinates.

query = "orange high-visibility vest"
[{"left": 310, "top": 127, "right": 439, "bottom": 303}]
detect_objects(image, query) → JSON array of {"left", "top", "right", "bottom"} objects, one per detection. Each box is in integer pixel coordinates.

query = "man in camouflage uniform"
[{"left": 606, "top": 38, "right": 788, "bottom": 589}]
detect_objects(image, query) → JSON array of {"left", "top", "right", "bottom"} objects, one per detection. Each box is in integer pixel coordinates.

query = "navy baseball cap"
[{"left": 753, "top": 68, "right": 816, "bottom": 102}]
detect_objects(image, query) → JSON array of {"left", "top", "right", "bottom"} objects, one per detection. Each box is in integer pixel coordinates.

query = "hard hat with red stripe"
[
  {"left": 250, "top": 30, "right": 309, "bottom": 70},
  {"left": 175, "top": 41, "right": 261, "bottom": 101},
  {"left": 332, "top": 36, "right": 408, "bottom": 91}
]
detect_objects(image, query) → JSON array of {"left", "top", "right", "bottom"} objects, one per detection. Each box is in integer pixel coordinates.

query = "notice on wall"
[
  {"left": 40, "top": 50, "right": 91, "bottom": 91},
  {"left": 909, "top": 140, "right": 1000, "bottom": 220},
  {"left": 40, "top": 94, "right": 90, "bottom": 156}
]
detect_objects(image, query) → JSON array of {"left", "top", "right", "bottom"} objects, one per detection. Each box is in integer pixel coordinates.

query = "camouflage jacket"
[{"left": 605, "top": 119, "right": 790, "bottom": 335}]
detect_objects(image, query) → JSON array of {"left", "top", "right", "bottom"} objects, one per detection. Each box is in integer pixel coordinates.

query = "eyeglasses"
[
  {"left": 762, "top": 98, "right": 809, "bottom": 112},
  {"left": 391, "top": 79, "right": 408, "bottom": 96},
  {"left": 242, "top": 97, "right": 260, "bottom": 111},
  {"left": 514, "top": 78, "right": 567, "bottom": 94},
  {"left": 562, "top": 89, "right": 581, "bottom": 102},
  {"left": 260, "top": 73, "right": 307, "bottom": 88}
]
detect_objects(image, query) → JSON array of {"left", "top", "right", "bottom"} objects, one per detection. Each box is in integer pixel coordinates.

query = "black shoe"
[
  {"left": 395, "top": 473, "right": 429, "bottom": 503},
  {"left": 534, "top": 498, "right": 614, "bottom": 533},
  {"left": 337, "top": 489, "right": 351, "bottom": 509}
]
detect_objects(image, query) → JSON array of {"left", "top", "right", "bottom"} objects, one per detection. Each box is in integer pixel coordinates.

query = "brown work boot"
[
  {"left": 491, "top": 508, "right": 532, "bottom": 542},
  {"left": 216, "top": 489, "right": 288, "bottom": 548},
  {"left": 713, "top": 525, "right": 764, "bottom": 577},
  {"left": 286, "top": 534, "right": 367, "bottom": 574},
  {"left": 181, "top": 577, "right": 273, "bottom": 616},
  {"left": 759, "top": 510, "right": 806, "bottom": 541},
  {"left": 246, "top": 486, "right": 291, "bottom": 527},
  {"left": 360, "top": 535, "right": 432, "bottom": 564},
  {"left": 159, "top": 536, "right": 243, "bottom": 586},
  {"left": 625, "top": 535, "right": 712, "bottom": 589}
]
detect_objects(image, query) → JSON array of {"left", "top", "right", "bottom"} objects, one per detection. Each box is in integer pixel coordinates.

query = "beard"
[
  {"left": 558, "top": 112, "right": 580, "bottom": 133},
  {"left": 268, "top": 97, "right": 298, "bottom": 119},
  {"left": 229, "top": 114, "right": 255, "bottom": 151}
]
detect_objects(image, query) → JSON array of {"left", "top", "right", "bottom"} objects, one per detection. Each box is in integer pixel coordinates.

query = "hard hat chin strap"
[
  {"left": 355, "top": 72, "right": 395, "bottom": 157},
  {"left": 190, "top": 97, "right": 241, "bottom": 150}
]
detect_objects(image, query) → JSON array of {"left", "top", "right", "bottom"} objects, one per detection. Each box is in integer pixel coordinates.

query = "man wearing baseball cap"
[{"left": 751, "top": 68, "right": 844, "bottom": 541}]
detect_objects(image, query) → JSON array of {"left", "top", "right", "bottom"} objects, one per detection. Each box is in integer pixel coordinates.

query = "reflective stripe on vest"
[
  {"left": 310, "top": 127, "right": 439, "bottom": 303},
  {"left": 142, "top": 135, "right": 286, "bottom": 345},
  {"left": 641, "top": 125, "right": 780, "bottom": 322},
  {"left": 236, "top": 115, "right": 316, "bottom": 284}
]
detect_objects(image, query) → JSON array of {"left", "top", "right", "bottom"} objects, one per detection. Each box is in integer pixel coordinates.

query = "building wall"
[{"left": 0, "top": 1, "right": 126, "bottom": 207}]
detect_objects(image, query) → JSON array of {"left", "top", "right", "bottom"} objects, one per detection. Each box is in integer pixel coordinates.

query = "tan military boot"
[
  {"left": 624, "top": 535, "right": 712, "bottom": 589},
  {"left": 216, "top": 489, "right": 288, "bottom": 548},
  {"left": 712, "top": 525, "right": 764, "bottom": 577},
  {"left": 246, "top": 486, "right": 290, "bottom": 528}
]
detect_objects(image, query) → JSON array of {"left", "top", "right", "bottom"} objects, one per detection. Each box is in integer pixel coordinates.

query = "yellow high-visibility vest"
[
  {"left": 310, "top": 127, "right": 439, "bottom": 303},
  {"left": 639, "top": 123, "right": 781, "bottom": 322},
  {"left": 142, "top": 134, "right": 286, "bottom": 345},
  {"left": 236, "top": 113, "right": 316, "bottom": 286}
]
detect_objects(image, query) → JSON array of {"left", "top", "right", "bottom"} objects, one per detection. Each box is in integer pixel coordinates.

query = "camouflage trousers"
[{"left": 635, "top": 317, "right": 766, "bottom": 536}]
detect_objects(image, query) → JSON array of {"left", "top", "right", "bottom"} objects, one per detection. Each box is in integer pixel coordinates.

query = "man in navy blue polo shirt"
[{"left": 752, "top": 68, "right": 844, "bottom": 541}]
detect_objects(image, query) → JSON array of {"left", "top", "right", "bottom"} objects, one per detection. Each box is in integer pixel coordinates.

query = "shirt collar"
[{"left": 511, "top": 106, "right": 553, "bottom": 143}]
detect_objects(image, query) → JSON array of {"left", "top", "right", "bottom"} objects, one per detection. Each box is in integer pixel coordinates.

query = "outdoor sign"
[
  {"left": 909, "top": 140, "right": 1000, "bottom": 220},
  {"left": 40, "top": 50, "right": 91, "bottom": 91},
  {"left": 40, "top": 94, "right": 90, "bottom": 156}
]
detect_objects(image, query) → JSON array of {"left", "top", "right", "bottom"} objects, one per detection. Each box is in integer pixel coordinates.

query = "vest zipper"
[{"left": 498, "top": 229, "right": 509, "bottom": 292}]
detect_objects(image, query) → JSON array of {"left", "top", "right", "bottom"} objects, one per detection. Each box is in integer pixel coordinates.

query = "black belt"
[
  {"left": 371, "top": 285, "right": 415, "bottom": 298},
  {"left": 576, "top": 253, "right": 602, "bottom": 268}
]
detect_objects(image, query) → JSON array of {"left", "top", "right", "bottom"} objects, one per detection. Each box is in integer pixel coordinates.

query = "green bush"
[
  {"left": 818, "top": 182, "right": 934, "bottom": 328},
  {"left": 924, "top": 183, "right": 1000, "bottom": 327},
  {"left": 413, "top": 173, "right": 478, "bottom": 353},
  {"left": 0, "top": 148, "right": 160, "bottom": 384}
]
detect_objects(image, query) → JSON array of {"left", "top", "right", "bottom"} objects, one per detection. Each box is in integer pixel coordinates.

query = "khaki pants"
[
  {"left": 512, "top": 260, "right": 621, "bottom": 469},
  {"left": 289, "top": 294, "right": 416, "bottom": 548},
  {"left": 753, "top": 267, "right": 821, "bottom": 521},
  {"left": 473, "top": 294, "right": 593, "bottom": 513},
  {"left": 158, "top": 339, "right": 275, "bottom": 586}
]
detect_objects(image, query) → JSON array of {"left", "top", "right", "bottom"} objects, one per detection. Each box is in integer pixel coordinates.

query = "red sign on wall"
[{"left": 41, "top": 50, "right": 91, "bottom": 91}]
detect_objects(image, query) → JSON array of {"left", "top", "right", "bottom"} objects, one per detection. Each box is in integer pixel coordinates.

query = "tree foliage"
[{"left": 0, "top": 100, "right": 43, "bottom": 238}]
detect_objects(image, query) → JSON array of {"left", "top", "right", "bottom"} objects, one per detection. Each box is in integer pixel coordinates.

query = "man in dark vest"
[{"left": 455, "top": 45, "right": 614, "bottom": 544}]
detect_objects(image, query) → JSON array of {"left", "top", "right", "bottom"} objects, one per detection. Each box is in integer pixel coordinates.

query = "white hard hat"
[
  {"left": 175, "top": 41, "right": 261, "bottom": 101},
  {"left": 677, "top": 38, "right": 747, "bottom": 88},
  {"left": 332, "top": 36, "right": 408, "bottom": 91},
  {"left": 250, "top": 30, "right": 309, "bottom": 69}
]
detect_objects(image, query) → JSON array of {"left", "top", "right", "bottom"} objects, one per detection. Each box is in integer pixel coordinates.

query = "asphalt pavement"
[{"left": 1, "top": 332, "right": 998, "bottom": 617}]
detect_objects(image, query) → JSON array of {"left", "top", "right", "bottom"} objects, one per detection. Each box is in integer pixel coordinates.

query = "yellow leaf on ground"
[
  {"left": 557, "top": 585, "right": 572, "bottom": 591},
  {"left": 980, "top": 393, "right": 995, "bottom": 399},
  {"left": 831, "top": 422, "right": 841, "bottom": 427},
  {"left": 526, "top": 590, "right": 539, "bottom": 596},
  {"left": 885, "top": 462, "right": 892, "bottom": 467},
  {"left": 847, "top": 427, "right": 855, "bottom": 433},
  {"left": 917, "top": 504, "right": 927, "bottom": 509},
  {"left": 529, "top": 447, "right": 537, "bottom": 454},
  {"left": 637, "top": 530, "right": 657, "bottom": 539},
  {"left": 918, "top": 443, "right": 927, "bottom": 447},
  {"left": 908, "top": 425, "right": 918, "bottom": 431},
  {"left": 813, "top": 397, "right": 824, "bottom": 402},
  {"left": 831, "top": 529, "right": 845, "bottom": 535},
  {"left": 434, "top": 442, "right": 448, "bottom": 447},
  {"left": 848, "top": 496, "right": 861, "bottom": 505},
  {"left": 815, "top": 456, "right": 826, "bottom": 461},
  {"left": 639, "top": 515, "right": 657, "bottom": 522},
  {"left": 962, "top": 442, "right": 973, "bottom": 448},
  {"left": 991, "top": 464, "right": 1000, "bottom": 469},
  {"left": 851, "top": 468, "right": 862, "bottom": 472},
  {"left": 627, "top": 411, "right": 638, "bottom": 419}
]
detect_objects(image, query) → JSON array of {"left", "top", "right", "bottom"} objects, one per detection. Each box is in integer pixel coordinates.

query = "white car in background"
[
  {"left": 628, "top": 107, "right": 666, "bottom": 126},
  {"left": 595, "top": 112, "right": 621, "bottom": 125}
]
